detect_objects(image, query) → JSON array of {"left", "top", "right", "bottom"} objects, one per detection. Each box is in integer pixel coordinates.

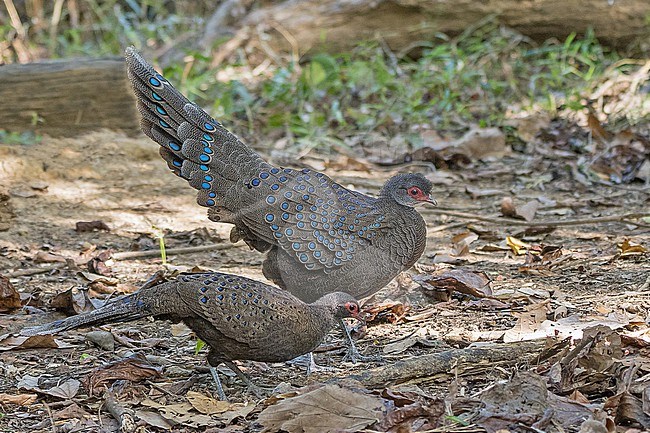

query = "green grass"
[{"left": 3, "top": 3, "right": 645, "bottom": 152}]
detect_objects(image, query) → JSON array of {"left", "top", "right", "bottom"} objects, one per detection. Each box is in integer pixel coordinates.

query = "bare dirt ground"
[{"left": 0, "top": 130, "right": 649, "bottom": 432}]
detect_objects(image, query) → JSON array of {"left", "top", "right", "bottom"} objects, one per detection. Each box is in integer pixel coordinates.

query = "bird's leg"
[
  {"left": 339, "top": 319, "right": 382, "bottom": 363},
  {"left": 209, "top": 366, "right": 228, "bottom": 401},
  {"left": 222, "top": 360, "right": 264, "bottom": 398}
]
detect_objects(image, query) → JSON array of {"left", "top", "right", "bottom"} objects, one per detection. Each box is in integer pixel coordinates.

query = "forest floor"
[{"left": 0, "top": 127, "right": 649, "bottom": 432}]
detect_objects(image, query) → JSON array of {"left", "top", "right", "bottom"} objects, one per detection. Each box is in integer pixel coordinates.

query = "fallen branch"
[
  {"left": 111, "top": 242, "right": 243, "bottom": 261},
  {"left": 338, "top": 340, "right": 545, "bottom": 388},
  {"left": 103, "top": 388, "right": 136, "bottom": 433},
  {"left": 423, "top": 209, "right": 650, "bottom": 228},
  {"left": 5, "top": 263, "right": 67, "bottom": 278}
]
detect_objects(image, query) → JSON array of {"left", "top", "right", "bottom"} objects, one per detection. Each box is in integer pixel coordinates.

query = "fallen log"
[
  {"left": 242, "top": 0, "right": 650, "bottom": 55},
  {"left": 338, "top": 340, "right": 546, "bottom": 388},
  {"left": 0, "top": 58, "right": 140, "bottom": 137}
]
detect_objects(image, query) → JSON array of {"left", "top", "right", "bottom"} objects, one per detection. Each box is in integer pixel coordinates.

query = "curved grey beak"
[{"left": 426, "top": 195, "right": 437, "bottom": 206}]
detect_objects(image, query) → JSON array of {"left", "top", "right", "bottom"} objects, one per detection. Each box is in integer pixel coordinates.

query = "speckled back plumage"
[
  {"left": 22, "top": 273, "right": 359, "bottom": 364},
  {"left": 125, "top": 48, "right": 432, "bottom": 303}
]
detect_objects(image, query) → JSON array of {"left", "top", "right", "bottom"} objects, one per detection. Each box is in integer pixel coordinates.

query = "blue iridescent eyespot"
[
  {"left": 302, "top": 194, "right": 309, "bottom": 200},
  {"left": 205, "top": 175, "right": 213, "bottom": 181},
  {"left": 310, "top": 221, "right": 317, "bottom": 228},
  {"left": 279, "top": 176, "right": 287, "bottom": 182},
  {"left": 284, "top": 191, "right": 292, "bottom": 198},
  {"left": 284, "top": 169, "right": 292, "bottom": 173},
  {"left": 274, "top": 232, "right": 282, "bottom": 238},
  {"left": 172, "top": 160, "right": 182, "bottom": 167},
  {"left": 271, "top": 184, "right": 279, "bottom": 191},
  {"left": 260, "top": 172, "right": 269, "bottom": 179},
  {"left": 281, "top": 202, "right": 289, "bottom": 210},
  {"left": 199, "top": 154, "right": 210, "bottom": 162},
  {"left": 299, "top": 253, "right": 308, "bottom": 263},
  {"left": 271, "top": 224, "right": 279, "bottom": 230},
  {"left": 265, "top": 214, "right": 274, "bottom": 222},
  {"left": 200, "top": 286, "right": 208, "bottom": 293},
  {"left": 266, "top": 196, "right": 276, "bottom": 204},
  {"left": 251, "top": 179, "right": 260, "bottom": 186},
  {"left": 200, "top": 296, "right": 208, "bottom": 303},
  {"left": 308, "top": 242, "right": 316, "bottom": 249},
  {"left": 271, "top": 167, "right": 280, "bottom": 174},
  {"left": 206, "top": 199, "right": 215, "bottom": 206},
  {"left": 314, "top": 251, "right": 322, "bottom": 258},
  {"left": 286, "top": 228, "right": 294, "bottom": 236},
  {"left": 200, "top": 164, "right": 209, "bottom": 171},
  {"left": 149, "top": 77, "right": 161, "bottom": 87},
  {"left": 152, "top": 91, "right": 162, "bottom": 101},
  {"left": 292, "top": 242, "right": 301, "bottom": 250},
  {"left": 308, "top": 187, "right": 315, "bottom": 193},
  {"left": 169, "top": 142, "right": 181, "bottom": 151},
  {"left": 208, "top": 192, "right": 216, "bottom": 198},
  {"left": 204, "top": 122, "right": 216, "bottom": 131},
  {"left": 296, "top": 204, "right": 304, "bottom": 211},
  {"left": 297, "top": 221, "right": 305, "bottom": 228},
  {"left": 282, "top": 213, "right": 289, "bottom": 220},
  {"left": 159, "top": 120, "right": 170, "bottom": 128},
  {"left": 334, "top": 258, "right": 342, "bottom": 265},
  {"left": 156, "top": 106, "right": 167, "bottom": 115},
  {"left": 203, "top": 133, "right": 213, "bottom": 141},
  {"left": 336, "top": 251, "right": 343, "bottom": 258},
  {"left": 296, "top": 214, "right": 303, "bottom": 220},
  {"left": 203, "top": 147, "right": 213, "bottom": 154}
]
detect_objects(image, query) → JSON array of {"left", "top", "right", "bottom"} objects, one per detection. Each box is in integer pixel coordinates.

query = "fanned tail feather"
[{"left": 124, "top": 47, "right": 269, "bottom": 211}]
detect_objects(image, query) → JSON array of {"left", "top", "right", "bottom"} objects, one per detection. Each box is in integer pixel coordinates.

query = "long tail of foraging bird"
[{"left": 21, "top": 282, "right": 178, "bottom": 336}]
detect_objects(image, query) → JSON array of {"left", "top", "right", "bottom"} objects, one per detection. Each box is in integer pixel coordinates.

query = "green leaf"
[{"left": 195, "top": 338, "right": 206, "bottom": 355}]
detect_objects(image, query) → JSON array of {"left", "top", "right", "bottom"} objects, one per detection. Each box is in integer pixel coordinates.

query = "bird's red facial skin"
[
  {"left": 345, "top": 302, "right": 360, "bottom": 317},
  {"left": 407, "top": 187, "right": 427, "bottom": 201}
]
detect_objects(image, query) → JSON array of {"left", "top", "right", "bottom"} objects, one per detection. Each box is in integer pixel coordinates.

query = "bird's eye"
[
  {"left": 346, "top": 303, "right": 358, "bottom": 313},
  {"left": 408, "top": 187, "right": 421, "bottom": 196}
]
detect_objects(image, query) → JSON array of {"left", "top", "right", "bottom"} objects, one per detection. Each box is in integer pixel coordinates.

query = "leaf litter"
[{"left": 0, "top": 92, "right": 649, "bottom": 433}]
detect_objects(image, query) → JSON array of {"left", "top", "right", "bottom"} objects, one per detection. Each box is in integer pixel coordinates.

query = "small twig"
[
  {"left": 104, "top": 388, "right": 136, "bottom": 433},
  {"left": 427, "top": 221, "right": 468, "bottom": 233},
  {"left": 111, "top": 242, "right": 242, "bottom": 261},
  {"left": 640, "top": 274, "right": 650, "bottom": 292},
  {"left": 5, "top": 263, "right": 66, "bottom": 278},
  {"left": 423, "top": 209, "right": 650, "bottom": 228},
  {"left": 43, "top": 402, "right": 56, "bottom": 433}
]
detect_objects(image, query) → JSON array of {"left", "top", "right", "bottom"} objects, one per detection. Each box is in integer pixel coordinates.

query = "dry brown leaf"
[
  {"left": 502, "top": 301, "right": 549, "bottom": 343},
  {"left": 414, "top": 269, "right": 492, "bottom": 299},
  {"left": 0, "top": 275, "right": 21, "bottom": 311},
  {"left": 506, "top": 236, "right": 531, "bottom": 255},
  {"left": 258, "top": 384, "right": 384, "bottom": 433},
  {"left": 49, "top": 286, "right": 98, "bottom": 315},
  {"left": 34, "top": 251, "right": 68, "bottom": 263},
  {"left": 75, "top": 220, "right": 110, "bottom": 232},
  {"left": 135, "top": 410, "right": 173, "bottom": 430},
  {"left": 84, "top": 354, "right": 162, "bottom": 396},
  {"left": 18, "top": 376, "right": 80, "bottom": 399},
  {"left": 364, "top": 300, "right": 408, "bottom": 324},
  {"left": 451, "top": 231, "right": 479, "bottom": 256},
  {"left": 476, "top": 371, "right": 595, "bottom": 431},
  {"left": 0, "top": 333, "right": 73, "bottom": 351},
  {"left": 501, "top": 197, "right": 539, "bottom": 221},
  {"left": 218, "top": 403, "right": 257, "bottom": 424},
  {"left": 465, "top": 186, "right": 503, "bottom": 199},
  {"left": 186, "top": 391, "right": 232, "bottom": 414},
  {"left": 0, "top": 392, "right": 38, "bottom": 405},
  {"left": 618, "top": 238, "right": 648, "bottom": 256},
  {"left": 141, "top": 399, "right": 216, "bottom": 428}
]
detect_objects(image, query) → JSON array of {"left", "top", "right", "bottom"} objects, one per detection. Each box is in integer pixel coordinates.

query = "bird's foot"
[
  {"left": 286, "top": 353, "right": 336, "bottom": 375},
  {"left": 342, "top": 345, "right": 383, "bottom": 364}
]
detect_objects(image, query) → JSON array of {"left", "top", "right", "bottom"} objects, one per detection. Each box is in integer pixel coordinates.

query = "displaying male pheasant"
[
  {"left": 22, "top": 272, "right": 360, "bottom": 399},
  {"left": 125, "top": 47, "right": 435, "bottom": 360}
]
